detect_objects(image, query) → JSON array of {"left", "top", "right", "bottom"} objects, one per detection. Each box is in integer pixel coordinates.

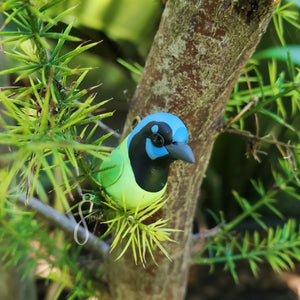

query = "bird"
[{"left": 98, "top": 112, "right": 195, "bottom": 209}]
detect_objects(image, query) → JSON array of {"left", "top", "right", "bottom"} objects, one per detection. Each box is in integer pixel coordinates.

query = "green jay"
[{"left": 98, "top": 112, "right": 195, "bottom": 209}]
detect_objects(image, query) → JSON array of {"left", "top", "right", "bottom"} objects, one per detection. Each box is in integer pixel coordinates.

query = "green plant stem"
[
  {"left": 77, "top": 156, "right": 102, "bottom": 191},
  {"left": 195, "top": 237, "right": 300, "bottom": 265},
  {"left": 225, "top": 195, "right": 273, "bottom": 232},
  {"left": 24, "top": 0, "right": 49, "bottom": 75},
  {"left": 242, "top": 84, "right": 300, "bottom": 119},
  {"left": 195, "top": 195, "right": 276, "bottom": 258}
]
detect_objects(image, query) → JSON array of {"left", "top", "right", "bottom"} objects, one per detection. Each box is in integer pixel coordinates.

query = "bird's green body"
[
  {"left": 98, "top": 112, "right": 194, "bottom": 209},
  {"left": 99, "top": 136, "right": 166, "bottom": 209}
]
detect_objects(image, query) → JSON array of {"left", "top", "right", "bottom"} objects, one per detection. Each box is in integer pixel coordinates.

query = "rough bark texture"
[{"left": 106, "top": 0, "right": 279, "bottom": 299}]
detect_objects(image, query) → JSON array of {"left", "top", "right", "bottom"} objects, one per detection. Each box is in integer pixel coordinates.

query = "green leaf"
[
  {"left": 39, "top": 0, "right": 67, "bottom": 12},
  {"left": 52, "top": 42, "right": 100, "bottom": 65},
  {"left": 249, "top": 259, "right": 259, "bottom": 277},
  {"left": 117, "top": 58, "right": 143, "bottom": 75},
  {"left": 77, "top": 112, "right": 114, "bottom": 126},
  {"left": 41, "top": 32, "right": 81, "bottom": 42},
  {"left": 0, "top": 31, "right": 31, "bottom": 37},
  {"left": 242, "top": 85, "right": 299, "bottom": 119},
  {"left": 253, "top": 46, "right": 300, "bottom": 65},
  {"left": 260, "top": 108, "right": 296, "bottom": 132},
  {"left": 41, "top": 5, "right": 78, "bottom": 33},
  {"left": 0, "top": 64, "right": 40, "bottom": 76},
  {"left": 49, "top": 22, "right": 74, "bottom": 62}
]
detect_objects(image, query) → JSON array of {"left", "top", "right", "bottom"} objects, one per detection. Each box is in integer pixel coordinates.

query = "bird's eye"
[{"left": 151, "top": 133, "right": 165, "bottom": 147}]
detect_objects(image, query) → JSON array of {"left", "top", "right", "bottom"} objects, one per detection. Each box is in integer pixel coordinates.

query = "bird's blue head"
[
  {"left": 127, "top": 112, "right": 195, "bottom": 163},
  {"left": 127, "top": 112, "right": 194, "bottom": 192}
]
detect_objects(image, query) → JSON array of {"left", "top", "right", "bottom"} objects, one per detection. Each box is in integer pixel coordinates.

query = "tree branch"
[
  {"left": 191, "top": 225, "right": 222, "bottom": 255},
  {"left": 224, "top": 127, "right": 300, "bottom": 151},
  {"left": 17, "top": 195, "right": 110, "bottom": 258},
  {"left": 107, "top": 1, "right": 279, "bottom": 299}
]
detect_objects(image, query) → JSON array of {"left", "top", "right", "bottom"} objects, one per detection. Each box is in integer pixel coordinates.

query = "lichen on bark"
[{"left": 106, "top": 1, "right": 279, "bottom": 299}]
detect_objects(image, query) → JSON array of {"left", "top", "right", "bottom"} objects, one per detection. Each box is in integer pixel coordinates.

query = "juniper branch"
[
  {"left": 91, "top": 117, "right": 121, "bottom": 139},
  {"left": 18, "top": 195, "right": 110, "bottom": 258},
  {"left": 224, "top": 127, "right": 300, "bottom": 151},
  {"left": 24, "top": 0, "right": 48, "bottom": 67}
]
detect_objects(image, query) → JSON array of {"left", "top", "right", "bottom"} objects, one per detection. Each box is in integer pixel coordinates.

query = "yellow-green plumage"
[
  {"left": 99, "top": 136, "right": 166, "bottom": 209},
  {"left": 98, "top": 112, "right": 194, "bottom": 210}
]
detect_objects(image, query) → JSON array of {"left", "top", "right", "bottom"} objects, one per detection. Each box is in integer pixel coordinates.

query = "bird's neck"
[{"left": 128, "top": 138, "right": 171, "bottom": 193}]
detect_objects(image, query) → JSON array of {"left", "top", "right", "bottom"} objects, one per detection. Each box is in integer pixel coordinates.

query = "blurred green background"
[
  {"left": 2, "top": 0, "right": 300, "bottom": 230},
  {"left": 1, "top": 1, "right": 300, "bottom": 298}
]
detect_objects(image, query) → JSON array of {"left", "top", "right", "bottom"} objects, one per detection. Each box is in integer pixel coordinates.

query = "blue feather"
[
  {"left": 145, "top": 138, "right": 168, "bottom": 160},
  {"left": 127, "top": 112, "right": 189, "bottom": 149},
  {"left": 99, "top": 112, "right": 194, "bottom": 208}
]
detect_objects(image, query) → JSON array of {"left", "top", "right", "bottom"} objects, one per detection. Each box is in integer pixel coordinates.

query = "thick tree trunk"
[{"left": 106, "top": 0, "right": 279, "bottom": 299}]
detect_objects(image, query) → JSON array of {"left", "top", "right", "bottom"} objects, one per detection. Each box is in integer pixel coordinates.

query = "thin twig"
[
  {"left": 223, "top": 71, "right": 258, "bottom": 130},
  {"left": 225, "top": 127, "right": 300, "bottom": 151},
  {"left": 18, "top": 195, "right": 110, "bottom": 258},
  {"left": 90, "top": 116, "right": 121, "bottom": 139},
  {"left": 223, "top": 98, "right": 257, "bottom": 129},
  {"left": 192, "top": 225, "right": 222, "bottom": 241},
  {"left": 191, "top": 225, "right": 222, "bottom": 255},
  {"left": 73, "top": 99, "right": 121, "bottom": 139}
]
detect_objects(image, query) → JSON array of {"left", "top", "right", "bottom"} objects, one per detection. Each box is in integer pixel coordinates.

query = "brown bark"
[{"left": 106, "top": 0, "right": 279, "bottom": 299}]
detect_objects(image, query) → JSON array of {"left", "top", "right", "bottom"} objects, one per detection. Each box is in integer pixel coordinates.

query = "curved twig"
[{"left": 17, "top": 195, "right": 110, "bottom": 258}]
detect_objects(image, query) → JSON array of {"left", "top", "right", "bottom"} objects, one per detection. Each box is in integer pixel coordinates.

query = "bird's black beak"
[{"left": 165, "top": 142, "right": 195, "bottom": 163}]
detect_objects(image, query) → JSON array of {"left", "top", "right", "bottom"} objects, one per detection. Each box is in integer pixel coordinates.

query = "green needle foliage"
[
  {"left": 0, "top": 2, "right": 177, "bottom": 296},
  {"left": 0, "top": 203, "right": 97, "bottom": 299},
  {"left": 0, "top": 0, "right": 112, "bottom": 203},
  {"left": 1, "top": 0, "right": 300, "bottom": 297},
  {"left": 101, "top": 194, "right": 177, "bottom": 266},
  {"left": 195, "top": 1, "right": 300, "bottom": 283},
  {"left": 0, "top": 0, "right": 111, "bottom": 298}
]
